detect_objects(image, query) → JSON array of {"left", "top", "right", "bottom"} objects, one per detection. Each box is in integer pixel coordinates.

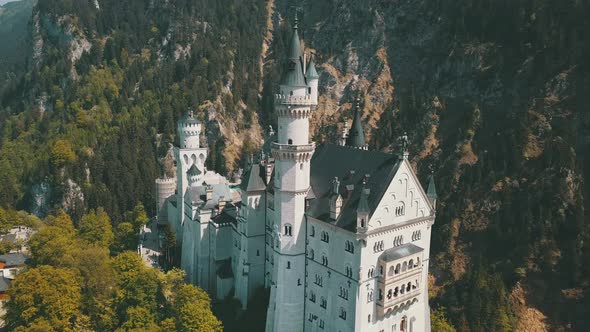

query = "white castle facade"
[{"left": 155, "top": 19, "right": 437, "bottom": 332}]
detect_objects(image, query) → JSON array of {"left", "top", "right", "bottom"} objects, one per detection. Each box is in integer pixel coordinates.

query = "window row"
[
  {"left": 373, "top": 240, "right": 384, "bottom": 252},
  {"left": 379, "top": 280, "right": 419, "bottom": 301},
  {"left": 385, "top": 258, "right": 421, "bottom": 277},
  {"left": 345, "top": 240, "right": 354, "bottom": 253},
  {"left": 307, "top": 313, "right": 325, "bottom": 329},
  {"left": 339, "top": 286, "right": 349, "bottom": 300},
  {"left": 412, "top": 230, "right": 421, "bottom": 241},
  {"left": 395, "top": 203, "right": 405, "bottom": 216},
  {"left": 314, "top": 274, "right": 323, "bottom": 287},
  {"left": 393, "top": 235, "right": 403, "bottom": 247}
]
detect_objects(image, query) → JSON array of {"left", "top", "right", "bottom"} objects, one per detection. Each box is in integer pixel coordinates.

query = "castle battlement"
[{"left": 274, "top": 94, "right": 315, "bottom": 106}]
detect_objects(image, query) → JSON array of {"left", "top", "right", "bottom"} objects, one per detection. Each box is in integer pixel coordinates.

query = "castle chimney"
[
  {"left": 218, "top": 196, "right": 226, "bottom": 212},
  {"left": 206, "top": 185, "right": 213, "bottom": 201}
]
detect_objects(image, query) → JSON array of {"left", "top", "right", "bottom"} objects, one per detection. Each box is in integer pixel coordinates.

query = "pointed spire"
[
  {"left": 357, "top": 179, "right": 370, "bottom": 214},
  {"left": 400, "top": 132, "right": 409, "bottom": 159},
  {"left": 288, "top": 14, "right": 302, "bottom": 60},
  {"left": 345, "top": 96, "right": 366, "bottom": 149},
  {"left": 281, "top": 14, "right": 307, "bottom": 87},
  {"left": 427, "top": 170, "right": 438, "bottom": 200},
  {"left": 306, "top": 56, "right": 319, "bottom": 80}
]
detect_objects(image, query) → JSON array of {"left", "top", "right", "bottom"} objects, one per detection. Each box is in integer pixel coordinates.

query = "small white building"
[{"left": 157, "top": 17, "right": 437, "bottom": 332}]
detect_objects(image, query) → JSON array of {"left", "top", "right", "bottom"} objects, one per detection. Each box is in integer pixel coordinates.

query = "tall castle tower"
[
  {"left": 174, "top": 111, "right": 208, "bottom": 233},
  {"left": 266, "top": 17, "right": 319, "bottom": 332}
]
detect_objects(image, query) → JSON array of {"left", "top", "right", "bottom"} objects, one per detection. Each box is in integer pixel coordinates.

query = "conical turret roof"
[
  {"left": 306, "top": 57, "right": 319, "bottom": 80},
  {"left": 345, "top": 98, "right": 366, "bottom": 148},
  {"left": 427, "top": 173, "right": 438, "bottom": 199},
  {"left": 281, "top": 18, "right": 307, "bottom": 87},
  {"left": 357, "top": 184, "right": 370, "bottom": 214}
]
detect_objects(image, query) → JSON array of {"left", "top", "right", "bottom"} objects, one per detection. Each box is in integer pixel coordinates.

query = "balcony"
[
  {"left": 275, "top": 94, "right": 315, "bottom": 106},
  {"left": 271, "top": 142, "right": 315, "bottom": 153}
]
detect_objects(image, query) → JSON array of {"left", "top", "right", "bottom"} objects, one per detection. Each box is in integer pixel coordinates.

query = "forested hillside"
[
  {"left": 0, "top": 0, "right": 589, "bottom": 331},
  {"left": 0, "top": 0, "right": 35, "bottom": 96}
]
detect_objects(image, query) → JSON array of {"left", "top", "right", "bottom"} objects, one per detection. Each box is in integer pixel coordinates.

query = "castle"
[{"left": 155, "top": 18, "right": 437, "bottom": 332}]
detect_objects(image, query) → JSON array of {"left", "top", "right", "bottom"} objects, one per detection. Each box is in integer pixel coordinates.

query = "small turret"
[
  {"left": 427, "top": 171, "right": 438, "bottom": 211},
  {"left": 178, "top": 110, "right": 202, "bottom": 149},
  {"left": 329, "top": 177, "right": 343, "bottom": 220},
  {"left": 306, "top": 56, "right": 319, "bottom": 105},
  {"left": 345, "top": 97, "right": 368, "bottom": 150},
  {"left": 356, "top": 180, "right": 370, "bottom": 232}
]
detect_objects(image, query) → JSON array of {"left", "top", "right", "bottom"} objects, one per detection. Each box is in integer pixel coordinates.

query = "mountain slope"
[{"left": 0, "top": 0, "right": 589, "bottom": 331}]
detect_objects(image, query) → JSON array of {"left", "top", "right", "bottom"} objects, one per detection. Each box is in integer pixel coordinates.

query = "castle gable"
[{"left": 367, "top": 159, "right": 432, "bottom": 231}]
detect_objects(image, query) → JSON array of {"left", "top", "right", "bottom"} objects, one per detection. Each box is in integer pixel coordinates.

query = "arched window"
[
  {"left": 379, "top": 265, "right": 384, "bottom": 276},
  {"left": 321, "top": 255, "right": 328, "bottom": 266},
  {"left": 408, "top": 259, "right": 414, "bottom": 269},
  {"left": 288, "top": 139, "right": 293, "bottom": 145},
  {"left": 360, "top": 219, "right": 365, "bottom": 228},
  {"left": 308, "top": 87, "right": 312, "bottom": 94},
  {"left": 402, "top": 261, "right": 408, "bottom": 272},
  {"left": 345, "top": 265, "right": 353, "bottom": 278},
  {"left": 395, "top": 263, "right": 401, "bottom": 274},
  {"left": 368, "top": 268, "right": 374, "bottom": 278},
  {"left": 367, "top": 290, "right": 373, "bottom": 302},
  {"left": 407, "top": 282, "right": 411, "bottom": 292},
  {"left": 290, "top": 90, "right": 293, "bottom": 96},
  {"left": 388, "top": 266, "right": 395, "bottom": 276},
  {"left": 310, "top": 225, "right": 315, "bottom": 237},
  {"left": 308, "top": 249, "right": 314, "bottom": 260},
  {"left": 401, "top": 316, "right": 407, "bottom": 332},
  {"left": 387, "top": 289, "right": 392, "bottom": 299},
  {"left": 339, "top": 307, "right": 347, "bottom": 320},
  {"left": 284, "top": 224, "right": 292, "bottom": 236},
  {"left": 287, "top": 261, "right": 291, "bottom": 269}
]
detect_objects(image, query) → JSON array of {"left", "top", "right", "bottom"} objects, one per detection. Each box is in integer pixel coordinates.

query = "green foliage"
[
  {"left": 6, "top": 208, "right": 221, "bottom": 331},
  {"left": 113, "top": 221, "right": 137, "bottom": 253},
  {"left": 79, "top": 207, "right": 114, "bottom": 248},
  {"left": 431, "top": 307, "right": 457, "bottom": 332},
  {"left": 6, "top": 265, "right": 86, "bottom": 331},
  {"left": 50, "top": 139, "right": 77, "bottom": 167}
]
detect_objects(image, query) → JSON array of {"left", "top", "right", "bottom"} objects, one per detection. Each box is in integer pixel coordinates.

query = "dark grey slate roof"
[
  {"left": 0, "top": 253, "right": 28, "bottom": 267},
  {"left": 306, "top": 144, "right": 400, "bottom": 232},
  {"left": 380, "top": 243, "right": 423, "bottom": 262},
  {"left": 306, "top": 58, "right": 319, "bottom": 79},
  {"left": 281, "top": 26, "right": 307, "bottom": 87},
  {"left": 187, "top": 164, "right": 201, "bottom": 176},
  {"left": 346, "top": 105, "right": 366, "bottom": 148},
  {"left": 427, "top": 174, "right": 438, "bottom": 199},
  {"left": 0, "top": 277, "right": 11, "bottom": 292},
  {"left": 180, "top": 111, "right": 200, "bottom": 125},
  {"left": 240, "top": 164, "right": 267, "bottom": 192},
  {"left": 211, "top": 205, "right": 238, "bottom": 226}
]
